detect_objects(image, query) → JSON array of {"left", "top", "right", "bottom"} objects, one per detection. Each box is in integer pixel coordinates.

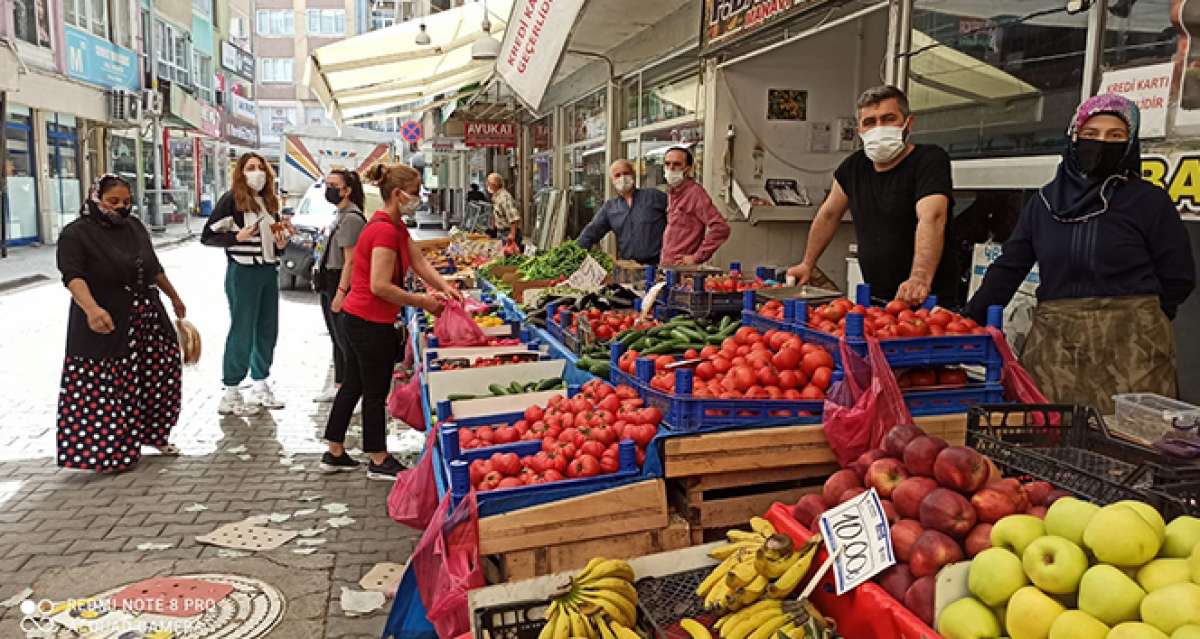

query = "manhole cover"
[{"left": 33, "top": 573, "right": 285, "bottom": 638}]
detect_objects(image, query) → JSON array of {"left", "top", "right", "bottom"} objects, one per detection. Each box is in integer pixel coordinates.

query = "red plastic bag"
[
  {"left": 987, "top": 326, "right": 1049, "bottom": 404},
  {"left": 823, "top": 338, "right": 913, "bottom": 467},
  {"left": 388, "top": 370, "right": 427, "bottom": 431},
  {"left": 412, "top": 493, "right": 484, "bottom": 638},
  {"left": 387, "top": 433, "right": 439, "bottom": 529},
  {"left": 433, "top": 299, "right": 488, "bottom": 347}
]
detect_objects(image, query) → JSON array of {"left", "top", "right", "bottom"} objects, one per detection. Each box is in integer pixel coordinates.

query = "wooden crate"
[{"left": 497, "top": 515, "right": 692, "bottom": 582}]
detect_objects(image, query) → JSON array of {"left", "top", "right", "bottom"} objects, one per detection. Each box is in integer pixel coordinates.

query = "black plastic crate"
[
  {"left": 636, "top": 567, "right": 719, "bottom": 639},
  {"left": 475, "top": 600, "right": 551, "bottom": 639},
  {"left": 1080, "top": 407, "right": 1200, "bottom": 483},
  {"left": 1151, "top": 480, "right": 1200, "bottom": 519}
]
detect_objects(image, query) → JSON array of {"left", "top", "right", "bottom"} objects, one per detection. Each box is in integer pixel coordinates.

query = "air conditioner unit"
[
  {"left": 109, "top": 90, "right": 129, "bottom": 121},
  {"left": 142, "top": 89, "right": 163, "bottom": 117}
]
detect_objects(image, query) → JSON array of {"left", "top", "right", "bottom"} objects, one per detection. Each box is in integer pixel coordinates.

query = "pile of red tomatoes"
[{"left": 808, "top": 299, "right": 987, "bottom": 339}]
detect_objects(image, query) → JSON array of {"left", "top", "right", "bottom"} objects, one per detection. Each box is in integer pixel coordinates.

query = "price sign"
[
  {"left": 565, "top": 255, "right": 608, "bottom": 291},
  {"left": 818, "top": 488, "right": 895, "bottom": 595}
]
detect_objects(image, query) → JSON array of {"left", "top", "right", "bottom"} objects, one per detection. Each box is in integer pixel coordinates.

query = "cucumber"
[
  {"left": 643, "top": 339, "right": 682, "bottom": 355},
  {"left": 508, "top": 381, "right": 523, "bottom": 394},
  {"left": 718, "top": 315, "right": 734, "bottom": 332},
  {"left": 523, "top": 381, "right": 537, "bottom": 392},
  {"left": 488, "top": 384, "right": 508, "bottom": 396},
  {"left": 592, "top": 362, "right": 611, "bottom": 378},
  {"left": 447, "top": 393, "right": 477, "bottom": 401},
  {"left": 670, "top": 329, "right": 693, "bottom": 343},
  {"left": 630, "top": 337, "right": 651, "bottom": 351},
  {"left": 536, "top": 378, "right": 562, "bottom": 391},
  {"left": 706, "top": 334, "right": 726, "bottom": 345}
]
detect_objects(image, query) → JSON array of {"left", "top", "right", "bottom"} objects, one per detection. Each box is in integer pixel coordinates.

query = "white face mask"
[
  {"left": 244, "top": 169, "right": 267, "bottom": 192},
  {"left": 398, "top": 192, "right": 420, "bottom": 214},
  {"left": 664, "top": 169, "right": 686, "bottom": 187},
  {"left": 613, "top": 175, "right": 634, "bottom": 193},
  {"left": 860, "top": 124, "right": 908, "bottom": 164}
]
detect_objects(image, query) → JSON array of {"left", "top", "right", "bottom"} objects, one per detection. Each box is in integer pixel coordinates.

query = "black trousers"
[
  {"left": 318, "top": 269, "right": 348, "bottom": 384},
  {"left": 324, "top": 313, "right": 398, "bottom": 453}
]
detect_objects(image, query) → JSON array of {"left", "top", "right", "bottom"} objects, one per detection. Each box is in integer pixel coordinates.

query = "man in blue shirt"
[{"left": 577, "top": 159, "right": 668, "bottom": 265}]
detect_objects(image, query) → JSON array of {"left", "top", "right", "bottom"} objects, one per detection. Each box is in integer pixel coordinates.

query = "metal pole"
[
  {"left": 1081, "top": 0, "right": 1108, "bottom": 100},
  {"left": 135, "top": 124, "right": 145, "bottom": 223},
  {"left": 148, "top": 0, "right": 164, "bottom": 229},
  {"left": 1, "top": 89, "right": 8, "bottom": 258}
]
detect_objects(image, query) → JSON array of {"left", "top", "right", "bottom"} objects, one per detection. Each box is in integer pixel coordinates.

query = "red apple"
[
  {"left": 865, "top": 458, "right": 910, "bottom": 499},
  {"left": 790, "top": 493, "right": 828, "bottom": 529},
  {"left": 1041, "top": 489, "right": 1072, "bottom": 507},
  {"left": 919, "top": 488, "right": 977, "bottom": 538},
  {"left": 993, "top": 478, "right": 1030, "bottom": 513},
  {"left": 970, "top": 487, "right": 1019, "bottom": 524},
  {"left": 891, "top": 519, "right": 924, "bottom": 562},
  {"left": 880, "top": 499, "right": 899, "bottom": 524},
  {"left": 965, "top": 523, "right": 993, "bottom": 557},
  {"left": 1027, "top": 506, "right": 1047, "bottom": 519},
  {"left": 893, "top": 477, "right": 939, "bottom": 519},
  {"left": 849, "top": 448, "right": 890, "bottom": 480},
  {"left": 910, "top": 529, "right": 964, "bottom": 578},
  {"left": 1023, "top": 480, "right": 1054, "bottom": 505},
  {"left": 878, "top": 564, "right": 916, "bottom": 603},
  {"left": 933, "top": 446, "right": 988, "bottom": 493},
  {"left": 984, "top": 457, "right": 1004, "bottom": 485},
  {"left": 903, "top": 436, "right": 948, "bottom": 477},
  {"left": 823, "top": 469, "right": 863, "bottom": 507},
  {"left": 840, "top": 487, "right": 866, "bottom": 503},
  {"left": 905, "top": 576, "right": 937, "bottom": 625},
  {"left": 883, "top": 424, "right": 926, "bottom": 458}
]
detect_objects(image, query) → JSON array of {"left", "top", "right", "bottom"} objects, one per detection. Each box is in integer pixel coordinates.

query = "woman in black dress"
[{"left": 56, "top": 174, "right": 187, "bottom": 472}]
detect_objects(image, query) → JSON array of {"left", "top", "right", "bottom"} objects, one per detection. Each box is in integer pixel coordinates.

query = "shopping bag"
[
  {"left": 433, "top": 299, "right": 488, "bottom": 347},
  {"left": 987, "top": 326, "right": 1049, "bottom": 405},
  {"left": 387, "top": 433, "right": 440, "bottom": 529},
  {"left": 412, "top": 493, "right": 484, "bottom": 639},
  {"left": 823, "top": 338, "right": 913, "bottom": 467},
  {"left": 388, "top": 370, "right": 427, "bottom": 431}
]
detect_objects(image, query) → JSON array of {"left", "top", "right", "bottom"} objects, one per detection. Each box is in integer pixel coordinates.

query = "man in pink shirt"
[{"left": 660, "top": 147, "right": 731, "bottom": 265}]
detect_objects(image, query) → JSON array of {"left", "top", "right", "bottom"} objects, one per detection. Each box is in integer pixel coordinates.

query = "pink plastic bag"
[
  {"left": 823, "top": 338, "right": 913, "bottom": 467},
  {"left": 462, "top": 298, "right": 489, "bottom": 315},
  {"left": 412, "top": 493, "right": 484, "bottom": 638},
  {"left": 387, "top": 432, "right": 440, "bottom": 529},
  {"left": 987, "top": 326, "right": 1049, "bottom": 404},
  {"left": 433, "top": 299, "right": 488, "bottom": 347},
  {"left": 388, "top": 370, "right": 426, "bottom": 431}
]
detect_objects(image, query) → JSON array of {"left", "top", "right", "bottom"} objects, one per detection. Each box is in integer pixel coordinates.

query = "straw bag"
[{"left": 176, "top": 319, "right": 201, "bottom": 364}]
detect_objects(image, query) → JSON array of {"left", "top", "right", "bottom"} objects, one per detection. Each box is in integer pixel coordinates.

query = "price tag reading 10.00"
[{"left": 818, "top": 487, "right": 895, "bottom": 595}]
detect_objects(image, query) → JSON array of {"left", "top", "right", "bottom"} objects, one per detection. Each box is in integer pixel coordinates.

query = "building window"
[
  {"left": 230, "top": 13, "right": 251, "bottom": 49},
  {"left": 907, "top": 0, "right": 1089, "bottom": 159},
  {"left": 65, "top": 0, "right": 108, "bottom": 38},
  {"left": 305, "top": 106, "right": 329, "bottom": 125},
  {"left": 191, "top": 0, "right": 210, "bottom": 18},
  {"left": 155, "top": 20, "right": 192, "bottom": 86},
  {"left": 566, "top": 90, "right": 607, "bottom": 145},
  {"left": 256, "top": 9, "right": 294, "bottom": 36},
  {"left": 370, "top": 12, "right": 394, "bottom": 31},
  {"left": 193, "top": 53, "right": 214, "bottom": 103},
  {"left": 306, "top": 9, "right": 345, "bottom": 36},
  {"left": 12, "top": 0, "right": 51, "bottom": 47},
  {"left": 260, "top": 58, "right": 294, "bottom": 83},
  {"left": 111, "top": 0, "right": 133, "bottom": 48},
  {"left": 262, "top": 107, "right": 297, "bottom": 135}
]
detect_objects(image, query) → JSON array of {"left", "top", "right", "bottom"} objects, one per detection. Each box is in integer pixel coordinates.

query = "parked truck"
[{"left": 277, "top": 125, "right": 394, "bottom": 211}]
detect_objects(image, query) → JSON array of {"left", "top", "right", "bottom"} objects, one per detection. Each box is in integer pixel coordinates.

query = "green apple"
[
  {"left": 1114, "top": 501, "right": 1167, "bottom": 544},
  {"left": 992, "top": 515, "right": 1046, "bottom": 557},
  {"left": 1048, "top": 610, "right": 1109, "bottom": 639},
  {"left": 1164, "top": 517, "right": 1200, "bottom": 559},
  {"left": 1045, "top": 498, "right": 1100, "bottom": 546},
  {"left": 1108, "top": 622, "right": 1169, "bottom": 639},
  {"left": 1139, "top": 559, "right": 1193, "bottom": 592},
  {"left": 938, "top": 597, "right": 1001, "bottom": 639},
  {"left": 1084, "top": 504, "right": 1163, "bottom": 567},
  {"left": 1172, "top": 625, "right": 1200, "bottom": 639},
  {"left": 1141, "top": 582, "right": 1200, "bottom": 635},
  {"left": 970, "top": 548, "right": 1028, "bottom": 606},
  {"left": 1079, "top": 564, "right": 1146, "bottom": 626},
  {"left": 1023, "top": 536, "right": 1089, "bottom": 594},
  {"left": 1007, "top": 586, "right": 1065, "bottom": 639}
]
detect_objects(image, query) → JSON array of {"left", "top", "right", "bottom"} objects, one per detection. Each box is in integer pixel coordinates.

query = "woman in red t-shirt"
[{"left": 320, "top": 162, "right": 461, "bottom": 479}]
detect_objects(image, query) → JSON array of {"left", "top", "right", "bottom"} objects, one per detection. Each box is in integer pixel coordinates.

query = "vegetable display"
[
  {"left": 518, "top": 240, "right": 614, "bottom": 281},
  {"left": 445, "top": 377, "right": 565, "bottom": 401},
  {"left": 807, "top": 298, "right": 987, "bottom": 339}
]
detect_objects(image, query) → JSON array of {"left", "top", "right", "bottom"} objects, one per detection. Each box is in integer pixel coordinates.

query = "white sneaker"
[
  {"left": 313, "top": 388, "right": 338, "bottom": 403},
  {"left": 218, "top": 387, "right": 256, "bottom": 415},
  {"left": 249, "top": 381, "right": 285, "bottom": 410}
]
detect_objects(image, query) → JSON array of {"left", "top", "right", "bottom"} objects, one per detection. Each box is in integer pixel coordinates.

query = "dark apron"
[{"left": 1021, "top": 295, "right": 1177, "bottom": 414}]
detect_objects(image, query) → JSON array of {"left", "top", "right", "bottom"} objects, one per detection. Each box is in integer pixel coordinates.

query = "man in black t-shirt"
[{"left": 786, "top": 85, "right": 956, "bottom": 304}]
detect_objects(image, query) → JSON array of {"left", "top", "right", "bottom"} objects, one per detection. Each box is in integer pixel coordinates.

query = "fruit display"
[
  {"left": 806, "top": 298, "right": 988, "bottom": 339},
  {"left": 618, "top": 326, "right": 834, "bottom": 402},
  {"left": 939, "top": 503, "right": 1200, "bottom": 639},
  {"left": 788, "top": 422, "right": 1071, "bottom": 626},
  {"left": 538, "top": 558, "right": 642, "bottom": 639},
  {"left": 474, "top": 314, "right": 506, "bottom": 328},
  {"left": 444, "top": 377, "right": 565, "bottom": 401}
]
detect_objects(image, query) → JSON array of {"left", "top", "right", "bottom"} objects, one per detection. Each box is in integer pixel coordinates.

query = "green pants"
[{"left": 222, "top": 263, "right": 279, "bottom": 386}]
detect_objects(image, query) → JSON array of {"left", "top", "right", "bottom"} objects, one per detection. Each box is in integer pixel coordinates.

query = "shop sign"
[
  {"left": 199, "top": 103, "right": 222, "bottom": 138},
  {"left": 421, "top": 137, "right": 468, "bottom": 152},
  {"left": 222, "top": 112, "right": 260, "bottom": 147},
  {"left": 221, "top": 41, "right": 256, "bottom": 82},
  {"left": 1142, "top": 154, "right": 1200, "bottom": 217},
  {"left": 465, "top": 122, "right": 517, "bottom": 148},
  {"left": 230, "top": 93, "right": 257, "bottom": 123},
  {"left": 495, "top": 0, "right": 587, "bottom": 110},
  {"left": 703, "top": 0, "right": 813, "bottom": 50},
  {"left": 1100, "top": 62, "right": 1173, "bottom": 138},
  {"left": 64, "top": 25, "right": 140, "bottom": 91}
]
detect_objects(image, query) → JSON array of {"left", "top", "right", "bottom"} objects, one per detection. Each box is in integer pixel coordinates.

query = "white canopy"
[{"left": 305, "top": 0, "right": 514, "bottom": 125}]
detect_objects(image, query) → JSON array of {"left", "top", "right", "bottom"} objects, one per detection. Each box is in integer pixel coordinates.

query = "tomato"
[
  {"left": 560, "top": 412, "right": 575, "bottom": 429},
  {"left": 700, "top": 345, "right": 719, "bottom": 359},
  {"left": 766, "top": 386, "right": 783, "bottom": 399},
  {"left": 524, "top": 404, "right": 545, "bottom": 423},
  {"left": 756, "top": 367, "right": 779, "bottom": 387},
  {"left": 938, "top": 368, "right": 968, "bottom": 386},
  {"left": 695, "top": 362, "right": 716, "bottom": 381},
  {"left": 477, "top": 470, "right": 503, "bottom": 491},
  {"left": 731, "top": 356, "right": 748, "bottom": 368},
  {"left": 579, "top": 440, "right": 606, "bottom": 458},
  {"left": 897, "top": 321, "right": 922, "bottom": 338},
  {"left": 821, "top": 305, "right": 846, "bottom": 322},
  {"left": 778, "top": 369, "right": 803, "bottom": 390},
  {"left": 541, "top": 469, "right": 565, "bottom": 483},
  {"left": 558, "top": 427, "right": 582, "bottom": 447},
  {"left": 885, "top": 300, "right": 909, "bottom": 315},
  {"left": 908, "top": 368, "right": 937, "bottom": 387},
  {"left": 626, "top": 422, "right": 657, "bottom": 447},
  {"left": 734, "top": 327, "right": 760, "bottom": 345},
  {"left": 568, "top": 454, "right": 601, "bottom": 478},
  {"left": 746, "top": 350, "right": 773, "bottom": 369},
  {"left": 469, "top": 459, "right": 492, "bottom": 486},
  {"left": 771, "top": 347, "right": 802, "bottom": 371},
  {"left": 547, "top": 394, "right": 565, "bottom": 407},
  {"left": 944, "top": 321, "right": 967, "bottom": 334},
  {"left": 898, "top": 310, "right": 916, "bottom": 323},
  {"left": 615, "top": 384, "right": 638, "bottom": 399},
  {"left": 928, "top": 310, "right": 953, "bottom": 327},
  {"left": 783, "top": 388, "right": 802, "bottom": 400},
  {"left": 599, "top": 452, "right": 621, "bottom": 474},
  {"left": 799, "top": 385, "right": 825, "bottom": 400},
  {"left": 497, "top": 477, "right": 524, "bottom": 489},
  {"left": 745, "top": 386, "right": 769, "bottom": 399},
  {"left": 595, "top": 325, "right": 614, "bottom": 340},
  {"left": 801, "top": 350, "right": 835, "bottom": 376},
  {"left": 810, "top": 366, "right": 832, "bottom": 391},
  {"left": 929, "top": 325, "right": 946, "bottom": 336},
  {"left": 684, "top": 348, "right": 700, "bottom": 360},
  {"left": 640, "top": 406, "right": 663, "bottom": 425},
  {"left": 655, "top": 355, "right": 675, "bottom": 372},
  {"left": 731, "top": 366, "right": 756, "bottom": 392},
  {"left": 493, "top": 426, "right": 517, "bottom": 444},
  {"left": 767, "top": 331, "right": 789, "bottom": 352},
  {"left": 489, "top": 452, "right": 521, "bottom": 477}
]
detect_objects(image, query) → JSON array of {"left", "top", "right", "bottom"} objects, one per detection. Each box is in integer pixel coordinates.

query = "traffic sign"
[{"left": 401, "top": 121, "right": 423, "bottom": 143}]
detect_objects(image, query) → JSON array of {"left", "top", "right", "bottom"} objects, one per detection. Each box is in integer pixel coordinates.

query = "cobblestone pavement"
[{"left": 0, "top": 239, "right": 424, "bottom": 638}]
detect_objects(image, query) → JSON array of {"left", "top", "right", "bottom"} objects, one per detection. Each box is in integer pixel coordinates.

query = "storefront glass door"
[
  {"left": 4, "top": 105, "right": 39, "bottom": 244},
  {"left": 46, "top": 113, "right": 81, "bottom": 238}
]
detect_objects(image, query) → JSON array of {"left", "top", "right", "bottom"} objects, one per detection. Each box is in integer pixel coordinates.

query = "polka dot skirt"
[{"left": 56, "top": 292, "right": 182, "bottom": 472}]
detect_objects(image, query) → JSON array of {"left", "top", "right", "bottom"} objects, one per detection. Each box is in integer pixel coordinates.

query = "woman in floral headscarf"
[
  {"left": 55, "top": 174, "right": 187, "bottom": 472},
  {"left": 966, "top": 94, "right": 1196, "bottom": 412}
]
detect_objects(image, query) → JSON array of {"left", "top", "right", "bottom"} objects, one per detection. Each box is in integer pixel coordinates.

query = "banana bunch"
[
  {"left": 697, "top": 517, "right": 822, "bottom": 613},
  {"left": 539, "top": 558, "right": 643, "bottom": 639},
  {"left": 474, "top": 315, "right": 505, "bottom": 327},
  {"left": 712, "top": 599, "right": 835, "bottom": 639}
]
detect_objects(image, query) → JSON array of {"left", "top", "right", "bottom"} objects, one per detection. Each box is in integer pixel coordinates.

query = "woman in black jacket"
[{"left": 56, "top": 174, "right": 187, "bottom": 472}]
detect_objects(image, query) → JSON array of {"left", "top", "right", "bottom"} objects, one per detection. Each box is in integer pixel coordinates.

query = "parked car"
[{"left": 278, "top": 180, "right": 387, "bottom": 290}]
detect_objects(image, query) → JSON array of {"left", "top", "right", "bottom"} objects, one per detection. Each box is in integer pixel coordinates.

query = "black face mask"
[
  {"left": 324, "top": 185, "right": 344, "bottom": 205},
  {"left": 1075, "top": 139, "right": 1128, "bottom": 179}
]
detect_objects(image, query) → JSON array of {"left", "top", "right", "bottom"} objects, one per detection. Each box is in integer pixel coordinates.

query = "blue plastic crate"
[
  {"left": 904, "top": 383, "right": 1006, "bottom": 416},
  {"left": 527, "top": 325, "right": 601, "bottom": 386}
]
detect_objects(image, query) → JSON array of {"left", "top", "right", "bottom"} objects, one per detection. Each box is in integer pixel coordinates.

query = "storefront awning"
[
  {"left": 305, "top": 0, "right": 514, "bottom": 124},
  {"left": 0, "top": 45, "right": 19, "bottom": 93},
  {"left": 907, "top": 29, "right": 1043, "bottom": 114}
]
